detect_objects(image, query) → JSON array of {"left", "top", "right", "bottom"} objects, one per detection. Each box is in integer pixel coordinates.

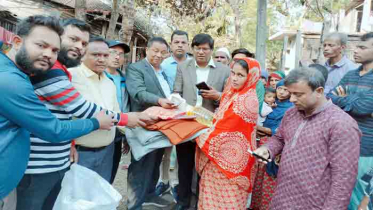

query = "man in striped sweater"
[
  {"left": 0, "top": 15, "right": 117, "bottom": 210},
  {"left": 327, "top": 32, "right": 373, "bottom": 210},
  {"left": 16, "top": 19, "right": 154, "bottom": 210}
]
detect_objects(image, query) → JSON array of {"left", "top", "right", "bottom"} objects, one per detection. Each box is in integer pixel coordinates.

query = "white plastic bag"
[{"left": 53, "top": 164, "right": 122, "bottom": 210}]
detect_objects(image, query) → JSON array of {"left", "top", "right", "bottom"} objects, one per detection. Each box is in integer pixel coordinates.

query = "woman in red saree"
[{"left": 196, "top": 58, "right": 260, "bottom": 209}]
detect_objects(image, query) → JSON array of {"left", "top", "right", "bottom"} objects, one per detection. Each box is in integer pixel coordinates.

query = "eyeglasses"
[
  {"left": 193, "top": 47, "right": 211, "bottom": 53},
  {"left": 109, "top": 50, "right": 125, "bottom": 57}
]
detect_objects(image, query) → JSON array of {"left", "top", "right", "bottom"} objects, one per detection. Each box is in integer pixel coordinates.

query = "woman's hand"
[{"left": 257, "top": 126, "right": 272, "bottom": 136}]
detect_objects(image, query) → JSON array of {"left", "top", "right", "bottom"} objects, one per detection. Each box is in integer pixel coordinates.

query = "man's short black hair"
[
  {"left": 285, "top": 67, "right": 326, "bottom": 91},
  {"left": 61, "top": 18, "right": 91, "bottom": 33},
  {"left": 147, "top": 37, "right": 169, "bottom": 49},
  {"left": 16, "top": 15, "right": 64, "bottom": 37},
  {"left": 231, "top": 48, "right": 255, "bottom": 59},
  {"left": 89, "top": 35, "right": 109, "bottom": 46},
  {"left": 191, "top": 34, "right": 214, "bottom": 49},
  {"left": 171, "top": 30, "right": 188, "bottom": 42},
  {"left": 361, "top": 32, "right": 373, "bottom": 42}
]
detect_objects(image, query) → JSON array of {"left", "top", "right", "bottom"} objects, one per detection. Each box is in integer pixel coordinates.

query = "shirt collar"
[
  {"left": 195, "top": 57, "right": 216, "bottom": 69},
  {"left": 53, "top": 60, "right": 72, "bottom": 81},
  {"left": 168, "top": 55, "right": 178, "bottom": 64},
  {"left": 80, "top": 63, "right": 103, "bottom": 79},
  {"left": 145, "top": 58, "right": 164, "bottom": 74},
  {"left": 170, "top": 54, "right": 189, "bottom": 64},
  {"left": 325, "top": 56, "right": 348, "bottom": 68},
  {"left": 300, "top": 100, "right": 333, "bottom": 118},
  {"left": 0, "top": 52, "right": 27, "bottom": 78}
]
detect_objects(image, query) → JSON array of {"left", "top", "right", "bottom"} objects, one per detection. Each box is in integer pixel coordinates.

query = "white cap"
[{"left": 215, "top": 47, "right": 231, "bottom": 60}]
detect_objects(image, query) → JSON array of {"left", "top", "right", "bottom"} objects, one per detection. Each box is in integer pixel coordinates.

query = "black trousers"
[
  {"left": 176, "top": 141, "right": 196, "bottom": 207},
  {"left": 110, "top": 139, "right": 123, "bottom": 184},
  {"left": 127, "top": 148, "right": 165, "bottom": 210}
]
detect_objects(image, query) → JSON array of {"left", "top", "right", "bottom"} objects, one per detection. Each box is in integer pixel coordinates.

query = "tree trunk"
[
  {"left": 294, "top": 30, "right": 302, "bottom": 68},
  {"left": 120, "top": 0, "right": 135, "bottom": 45},
  {"left": 316, "top": 19, "right": 331, "bottom": 63},
  {"left": 233, "top": 5, "right": 242, "bottom": 47},
  {"left": 280, "top": 35, "right": 288, "bottom": 72},
  {"left": 106, "top": 0, "right": 119, "bottom": 40},
  {"left": 255, "top": 0, "right": 267, "bottom": 70},
  {"left": 75, "top": 0, "right": 86, "bottom": 21},
  {"left": 227, "top": 0, "right": 242, "bottom": 47}
]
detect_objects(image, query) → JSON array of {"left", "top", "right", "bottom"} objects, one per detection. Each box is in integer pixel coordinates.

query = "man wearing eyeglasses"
[
  {"left": 173, "top": 33, "right": 230, "bottom": 210},
  {"left": 105, "top": 40, "right": 131, "bottom": 184}
]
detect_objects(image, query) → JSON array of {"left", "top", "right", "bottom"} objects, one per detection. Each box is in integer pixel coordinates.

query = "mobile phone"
[
  {"left": 196, "top": 82, "right": 210, "bottom": 90},
  {"left": 248, "top": 149, "right": 270, "bottom": 163}
]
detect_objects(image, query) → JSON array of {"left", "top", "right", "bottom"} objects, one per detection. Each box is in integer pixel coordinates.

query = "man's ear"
[
  {"left": 12, "top": 35, "right": 23, "bottom": 51},
  {"left": 315, "top": 86, "right": 324, "bottom": 97},
  {"left": 341, "top": 44, "right": 346, "bottom": 51}
]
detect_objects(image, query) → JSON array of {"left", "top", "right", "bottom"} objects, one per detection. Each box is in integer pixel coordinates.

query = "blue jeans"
[
  {"left": 127, "top": 148, "right": 165, "bottom": 210},
  {"left": 77, "top": 141, "right": 114, "bottom": 182},
  {"left": 16, "top": 168, "right": 68, "bottom": 210}
]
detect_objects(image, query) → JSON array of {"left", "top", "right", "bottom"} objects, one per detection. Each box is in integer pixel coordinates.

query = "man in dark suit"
[
  {"left": 126, "top": 37, "right": 175, "bottom": 210},
  {"left": 173, "top": 33, "right": 230, "bottom": 209}
]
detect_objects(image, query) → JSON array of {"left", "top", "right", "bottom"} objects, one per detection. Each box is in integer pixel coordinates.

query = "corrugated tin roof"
[
  {"left": 51, "top": 0, "right": 112, "bottom": 11},
  {"left": 346, "top": 0, "right": 364, "bottom": 14}
]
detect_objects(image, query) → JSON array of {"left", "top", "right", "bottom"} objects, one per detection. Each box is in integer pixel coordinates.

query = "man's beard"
[
  {"left": 58, "top": 47, "right": 82, "bottom": 68},
  {"left": 174, "top": 51, "right": 185, "bottom": 59},
  {"left": 15, "top": 45, "right": 51, "bottom": 75}
]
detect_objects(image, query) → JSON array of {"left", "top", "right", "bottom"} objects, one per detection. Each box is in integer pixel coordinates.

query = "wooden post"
[
  {"left": 294, "top": 30, "right": 302, "bottom": 68},
  {"left": 281, "top": 35, "right": 288, "bottom": 72},
  {"left": 75, "top": 0, "right": 86, "bottom": 21},
  {"left": 101, "top": 22, "right": 108, "bottom": 38},
  {"left": 256, "top": 0, "right": 267, "bottom": 70},
  {"left": 132, "top": 37, "right": 138, "bottom": 63}
]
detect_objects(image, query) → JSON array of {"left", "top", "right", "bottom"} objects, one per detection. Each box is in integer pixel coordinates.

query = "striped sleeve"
[
  {"left": 328, "top": 71, "right": 373, "bottom": 117},
  {"left": 31, "top": 69, "right": 128, "bottom": 126},
  {"left": 344, "top": 90, "right": 373, "bottom": 117}
]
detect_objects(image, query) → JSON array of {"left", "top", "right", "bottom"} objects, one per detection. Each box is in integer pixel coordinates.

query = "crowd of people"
[{"left": 0, "top": 14, "right": 372, "bottom": 210}]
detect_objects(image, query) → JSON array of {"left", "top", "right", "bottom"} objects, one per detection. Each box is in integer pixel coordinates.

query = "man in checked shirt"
[{"left": 255, "top": 67, "right": 361, "bottom": 210}]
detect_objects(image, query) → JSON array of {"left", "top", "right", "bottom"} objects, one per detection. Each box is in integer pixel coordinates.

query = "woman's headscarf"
[
  {"left": 196, "top": 58, "right": 260, "bottom": 192},
  {"left": 267, "top": 70, "right": 285, "bottom": 87}
]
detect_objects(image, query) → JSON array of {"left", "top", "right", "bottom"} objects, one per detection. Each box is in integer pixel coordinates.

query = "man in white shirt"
[
  {"left": 155, "top": 30, "right": 190, "bottom": 199},
  {"left": 126, "top": 37, "right": 175, "bottom": 209}
]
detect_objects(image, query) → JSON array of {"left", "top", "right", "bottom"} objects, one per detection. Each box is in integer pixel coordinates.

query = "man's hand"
[
  {"left": 70, "top": 145, "right": 78, "bottom": 163},
  {"left": 253, "top": 146, "right": 271, "bottom": 163},
  {"left": 95, "top": 110, "right": 116, "bottom": 130},
  {"left": 200, "top": 86, "right": 221, "bottom": 101},
  {"left": 358, "top": 195, "right": 370, "bottom": 210},
  {"left": 332, "top": 86, "right": 348, "bottom": 97},
  {"left": 122, "top": 141, "right": 130, "bottom": 155},
  {"left": 126, "top": 112, "right": 143, "bottom": 128},
  {"left": 158, "top": 98, "right": 176, "bottom": 109},
  {"left": 138, "top": 112, "right": 159, "bottom": 126}
]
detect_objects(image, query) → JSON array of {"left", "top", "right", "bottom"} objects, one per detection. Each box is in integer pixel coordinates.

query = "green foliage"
[{"left": 132, "top": 0, "right": 284, "bottom": 69}]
